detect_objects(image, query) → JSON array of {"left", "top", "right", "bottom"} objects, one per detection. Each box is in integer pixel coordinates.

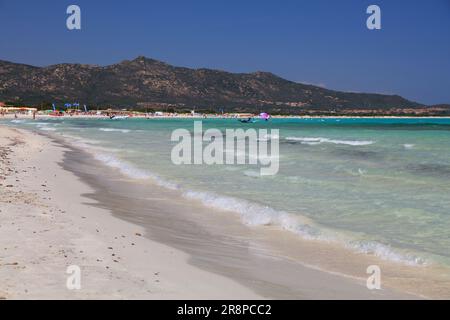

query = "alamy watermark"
[
  {"left": 66, "top": 265, "right": 81, "bottom": 290},
  {"left": 171, "top": 121, "right": 280, "bottom": 176},
  {"left": 64, "top": 5, "right": 380, "bottom": 32},
  {"left": 63, "top": 5, "right": 380, "bottom": 32},
  {"left": 366, "top": 5, "right": 381, "bottom": 30},
  {"left": 66, "top": 5, "right": 81, "bottom": 30},
  {"left": 366, "top": 265, "right": 381, "bottom": 290}
]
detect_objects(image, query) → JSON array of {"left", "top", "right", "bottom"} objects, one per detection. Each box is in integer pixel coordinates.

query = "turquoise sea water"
[{"left": 5, "top": 117, "right": 450, "bottom": 267}]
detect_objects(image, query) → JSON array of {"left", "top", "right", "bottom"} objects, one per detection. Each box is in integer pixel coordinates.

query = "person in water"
[{"left": 239, "top": 117, "right": 253, "bottom": 123}]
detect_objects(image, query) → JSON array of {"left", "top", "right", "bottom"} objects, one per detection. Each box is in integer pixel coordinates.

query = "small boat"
[
  {"left": 110, "top": 115, "right": 129, "bottom": 120},
  {"left": 238, "top": 117, "right": 255, "bottom": 124},
  {"left": 259, "top": 112, "right": 270, "bottom": 121}
]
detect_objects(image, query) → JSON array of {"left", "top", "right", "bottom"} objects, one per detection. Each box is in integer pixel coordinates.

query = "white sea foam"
[
  {"left": 27, "top": 122, "right": 49, "bottom": 126},
  {"left": 182, "top": 190, "right": 329, "bottom": 241},
  {"left": 99, "top": 128, "right": 131, "bottom": 133},
  {"left": 38, "top": 126, "right": 57, "bottom": 131},
  {"left": 404, "top": 144, "right": 415, "bottom": 149},
  {"left": 93, "top": 153, "right": 152, "bottom": 180},
  {"left": 243, "top": 170, "right": 261, "bottom": 178},
  {"left": 224, "top": 166, "right": 241, "bottom": 172},
  {"left": 29, "top": 122, "right": 60, "bottom": 131},
  {"left": 183, "top": 190, "right": 278, "bottom": 226},
  {"left": 10, "top": 120, "right": 26, "bottom": 124},
  {"left": 346, "top": 241, "right": 426, "bottom": 266},
  {"left": 59, "top": 134, "right": 103, "bottom": 147},
  {"left": 263, "top": 133, "right": 280, "bottom": 140},
  {"left": 286, "top": 137, "right": 374, "bottom": 146},
  {"left": 328, "top": 139, "right": 374, "bottom": 146},
  {"left": 90, "top": 150, "right": 179, "bottom": 190}
]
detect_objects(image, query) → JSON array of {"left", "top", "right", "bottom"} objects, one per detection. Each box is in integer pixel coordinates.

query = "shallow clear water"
[{"left": 5, "top": 117, "right": 450, "bottom": 266}]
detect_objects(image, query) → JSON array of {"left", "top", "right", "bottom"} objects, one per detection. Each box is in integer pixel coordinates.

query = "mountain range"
[{"left": 0, "top": 56, "right": 447, "bottom": 115}]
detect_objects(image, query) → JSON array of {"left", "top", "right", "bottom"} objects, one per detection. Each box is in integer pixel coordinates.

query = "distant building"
[{"left": 1, "top": 106, "right": 38, "bottom": 113}]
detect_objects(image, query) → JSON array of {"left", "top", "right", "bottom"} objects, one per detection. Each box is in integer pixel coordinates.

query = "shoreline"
[
  {"left": 1, "top": 124, "right": 449, "bottom": 299},
  {"left": 0, "top": 125, "right": 262, "bottom": 299},
  {"left": 59, "top": 138, "right": 420, "bottom": 299},
  {"left": 2, "top": 114, "right": 450, "bottom": 120}
]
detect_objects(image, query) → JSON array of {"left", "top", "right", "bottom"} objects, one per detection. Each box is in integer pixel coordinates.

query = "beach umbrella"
[
  {"left": 52, "top": 103, "right": 56, "bottom": 112},
  {"left": 73, "top": 103, "right": 80, "bottom": 108},
  {"left": 64, "top": 103, "right": 72, "bottom": 109},
  {"left": 84, "top": 104, "right": 88, "bottom": 112}
]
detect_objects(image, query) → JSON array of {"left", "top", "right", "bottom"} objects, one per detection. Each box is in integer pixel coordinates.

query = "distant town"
[{"left": 1, "top": 100, "right": 450, "bottom": 119}]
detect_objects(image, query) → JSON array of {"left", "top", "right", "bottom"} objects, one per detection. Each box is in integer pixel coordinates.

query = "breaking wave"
[
  {"left": 99, "top": 128, "right": 131, "bottom": 133},
  {"left": 286, "top": 137, "right": 374, "bottom": 146}
]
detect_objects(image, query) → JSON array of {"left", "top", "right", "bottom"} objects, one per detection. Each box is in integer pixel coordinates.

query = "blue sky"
[{"left": 0, "top": 0, "right": 449, "bottom": 104}]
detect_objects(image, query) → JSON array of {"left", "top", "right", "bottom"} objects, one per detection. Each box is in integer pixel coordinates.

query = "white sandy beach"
[{"left": 0, "top": 125, "right": 263, "bottom": 299}]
